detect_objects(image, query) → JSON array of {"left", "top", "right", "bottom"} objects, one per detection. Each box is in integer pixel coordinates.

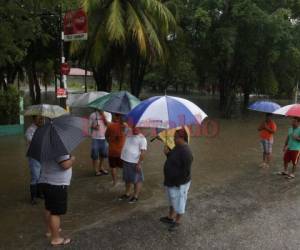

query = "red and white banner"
[
  {"left": 60, "top": 63, "right": 71, "bottom": 75},
  {"left": 57, "top": 88, "right": 67, "bottom": 98},
  {"left": 64, "top": 8, "right": 88, "bottom": 41}
]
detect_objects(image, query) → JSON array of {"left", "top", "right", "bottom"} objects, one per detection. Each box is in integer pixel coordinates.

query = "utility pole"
[
  {"left": 295, "top": 81, "right": 299, "bottom": 104},
  {"left": 59, "top": 4, "right": 67, "bottom": 108}
]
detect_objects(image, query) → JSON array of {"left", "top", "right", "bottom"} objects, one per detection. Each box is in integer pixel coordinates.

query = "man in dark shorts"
[
  {"left": 278, "top": 117, "right": 300, "bottom": 179},
  {"left": 105, "top": 114, "right": 125, "bottom": 185},
  {"left": 39, "top": 154, "right": 75, "bottom": 246}
]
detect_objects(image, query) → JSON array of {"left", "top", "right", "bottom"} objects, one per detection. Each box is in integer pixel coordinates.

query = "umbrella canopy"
[
  {"left": 24, "top": 104, "right": 68, "bottom": 119},
  {"left": 69, "top": 91, "right": 108, "bottom": 108},
  {"left": 155, "top": 126, "right": 191, "bottom": 150},
  {"left": 127, "top": 95, "right": 207, "bottom": 129},
  {"left": 27, "top": 115, "right": 88, "bottom": 162},
  {"left": 88, "top": 91, "right": 140, "bottom": 115},
  {"left": 248, "top": 100, "right": 281, "bottom": 113},
  {"left": 273, "top": 104, "right": 300, "bottom": 117}
]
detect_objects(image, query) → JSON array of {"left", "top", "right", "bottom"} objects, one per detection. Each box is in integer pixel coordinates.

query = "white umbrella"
[
  {"left": 273, "top": 104, "right": 295, "bottom": 115},
  {"left": 24, "top": 104, "right": 68, "bottom": 119}
]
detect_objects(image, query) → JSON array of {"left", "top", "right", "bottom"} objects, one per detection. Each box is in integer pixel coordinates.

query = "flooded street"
[{"left": 1, "top": 97, "right": 300, "bottom": 249}]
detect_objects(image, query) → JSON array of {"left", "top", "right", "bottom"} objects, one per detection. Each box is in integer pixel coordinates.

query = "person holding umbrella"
[
  {"left": 160, "top": 128, "right": 193, "bottom": 232},
  {"left": 25, "top": 115, "right": 44, "bottom": 204},
  {"left": 39, "top": 155, "right": 75, "bottom": 246},
  {"left": 278, "top": 117, "right": 300, "bottom": 179},
  {"left": 27, "top": 115, "right": 87, "bottom": 246},
  {"left": 89, "top": 109, "right": 112, "bottom": 176},
  {"left": 105, "top": 113, "right": 126, "bottom": 186},
  {"left": 257, "top": 113, "right": 277, "bottom": 167}
]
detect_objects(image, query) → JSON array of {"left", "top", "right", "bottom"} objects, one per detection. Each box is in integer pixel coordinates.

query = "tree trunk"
[
  {"left": 93, "top": 64, "right": 112, "bottom": 92},
  {"left": 26, "top": 62, "right": 40, "bottom": 104},
  {"left": 130, "top": 54, "right": 147, "bottom": 97},
  {"left": 219, "top": 80, "right": 226, "bottom": 111},
  {"left": 27, "top": 70, "right": 36, "bottom": 104},
  {"left": 243, "top": 88, "right": 250, "bottom": 110},
  {"left": 0, "top": 70, "right": 7, "bottom": 91}
]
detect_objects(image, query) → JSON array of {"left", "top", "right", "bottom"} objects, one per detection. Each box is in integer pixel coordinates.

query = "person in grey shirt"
[{"left": 39, "top": 154, "right": 75, "bottom": 246}]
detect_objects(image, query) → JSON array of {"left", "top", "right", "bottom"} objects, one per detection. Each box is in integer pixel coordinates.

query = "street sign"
[
  {"left": 64, "top": 8, "right": 88, "bottom": 41},
  {"left": 61, "top": 63, "right": 70, "bottom": 75},
  {"left": 57, "top": 88, "right": 67, "bottom": 98}
]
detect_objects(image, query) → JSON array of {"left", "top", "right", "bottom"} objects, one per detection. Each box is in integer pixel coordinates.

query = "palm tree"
[{"left": 72, "top": 0, "right": 176, "bottom": 95}]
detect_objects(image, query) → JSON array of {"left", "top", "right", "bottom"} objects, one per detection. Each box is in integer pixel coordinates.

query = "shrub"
[{"left": 0, "top": 86, "right": 20, "bottom": 125}]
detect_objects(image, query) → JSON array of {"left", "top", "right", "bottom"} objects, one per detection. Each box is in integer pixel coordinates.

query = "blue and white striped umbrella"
[
  {"left": 127, "top": 96, "right": 208, "bottom": 129},
  {"left": 248, "top": 100, "right": 281, "bottom": 113}
]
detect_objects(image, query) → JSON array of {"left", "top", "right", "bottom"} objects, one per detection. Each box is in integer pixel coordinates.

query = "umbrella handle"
[{"left": 150, "top": 137, "right": 158, "bottom": 142}]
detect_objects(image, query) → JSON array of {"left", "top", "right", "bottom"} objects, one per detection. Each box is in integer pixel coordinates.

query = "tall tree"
[{"left": 73, "top": 0, "right": 176, "bottom": 96}]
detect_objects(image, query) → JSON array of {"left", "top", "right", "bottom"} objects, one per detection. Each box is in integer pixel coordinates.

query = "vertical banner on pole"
[{"left": 64, "top": 9, "right": 88, "bottom": 41}]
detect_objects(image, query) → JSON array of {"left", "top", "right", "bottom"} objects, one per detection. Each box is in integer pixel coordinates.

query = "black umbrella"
[{"left": 27, "top": 115, "right": 88, "bottom": 162}]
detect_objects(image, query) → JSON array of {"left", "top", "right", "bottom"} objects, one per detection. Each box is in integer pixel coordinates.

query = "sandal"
[
  {"left": 100, "top": 170, "right": 109, "bottom": 175},
  {"left": 277, "top": 171, "right": 288, "bottom": 176},
  {"left": 287, "top": 174, "right": 295, "bottom": 179},
  {"left": 51, "top": 238, "right": 71, "bottom": 247},
  {"left": 95, "top": 172, "right": 103, "bottom": 176}
]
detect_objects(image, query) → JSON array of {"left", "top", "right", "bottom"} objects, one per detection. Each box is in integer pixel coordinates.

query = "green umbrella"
[{"left": 88, "top": 91, "right": 140, "bottom": 115}]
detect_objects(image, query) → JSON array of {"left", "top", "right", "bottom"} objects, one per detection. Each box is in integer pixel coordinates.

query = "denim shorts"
[
  {"left": 91, "top": 139, "right": 108, "bottom": 160},
  {"left": 28, "top": 157, "right": 42, "bottom": 184},
  {"left": 166, "top": 181, "right": 191, "bottom": 214},
  {"left": 261, "top": 140, "right": 273, "bottom": 154},
  {"left": 122, "top": 161, "right": 144, "bottom": 183}
]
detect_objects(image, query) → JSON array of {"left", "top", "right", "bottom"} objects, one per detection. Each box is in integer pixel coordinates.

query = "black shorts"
[
  {"left": 108, "top": 157, "right": 123, "bottom": 168},
  {"left": 41, "top": 183, "right": 68, "bottom": 215}
]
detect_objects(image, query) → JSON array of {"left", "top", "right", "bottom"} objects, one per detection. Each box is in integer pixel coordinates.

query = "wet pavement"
[{"left": 2, "top": 97, "right": 300, "bottom": 249}]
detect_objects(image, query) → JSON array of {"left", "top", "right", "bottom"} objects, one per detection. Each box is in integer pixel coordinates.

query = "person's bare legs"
[
  {"left": 49, "top": 215, "right": 62, "bottom": 244},
  {"left": 93, "top": 159, "right": 100, "bottom": 174},
  {"left": 260, "top": 152, "right": 266, "bottom": 166},
  {"left": 265, "top": 153, "right": 271, "bottom": 167},
  {"left": 291, "top": 163, "right": 297, "bottom": 177},
  {"left": 133, "top": 182, "right": 142, "bottom": 198},
  {"left": 111, "top": 168, "right": 117, "bottom": 185},
  {"left": 168, "top": 206, "right": 176, "bottom": 220},
  {"left": 125, "top": 182, "right": 132, "bottom": 196},
  {"left": 175, "top": 213, "right": 182, "bottom": 224},
  {"left": 284, "top": 162, "right": 289, "bottom": 173},
  {"left": 45, "top": 209, "right": 51, "bottom": 236},
  {"left": 99, "top": 157, "right": 107, "bottom": 172}
]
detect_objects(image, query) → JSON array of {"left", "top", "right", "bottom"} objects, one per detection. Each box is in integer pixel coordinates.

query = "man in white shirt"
[
  {"left": 119, "top": 127, "right": 147, "bottom": 203},
  {"left": 25, "top": 115, "right": 43, "bottom": 204},
  {"left": 89, "top": 110, "right": 112, "bottom": 176}
]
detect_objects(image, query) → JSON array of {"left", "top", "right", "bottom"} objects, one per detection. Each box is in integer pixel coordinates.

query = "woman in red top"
[
  {"left": 257, "top": 113, "right": 277, "bottom": 167},
  {"left": 105, "top": 114, "right": 126, "bottom": 185}
]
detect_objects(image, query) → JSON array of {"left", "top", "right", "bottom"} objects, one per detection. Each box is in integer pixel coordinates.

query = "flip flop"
[
  {"left": 100, "top": 170, "right": 109, "bottom": 175},
  {"left": 276, "top": 171, "right": 288, "bottom": 176},
  {"left": 95, "top": 172, "right": 104, "bottom": 176},
  {"left": 51, "top": 238, "right": 71, "bottom": 247},
  {"left": 286, "top": 174, "right": 295, "bottom": 179}
]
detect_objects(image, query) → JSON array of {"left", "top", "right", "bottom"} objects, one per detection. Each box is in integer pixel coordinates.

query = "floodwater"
[{"left": 0, "top": 96, "right": 300, "bottom": 250}]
